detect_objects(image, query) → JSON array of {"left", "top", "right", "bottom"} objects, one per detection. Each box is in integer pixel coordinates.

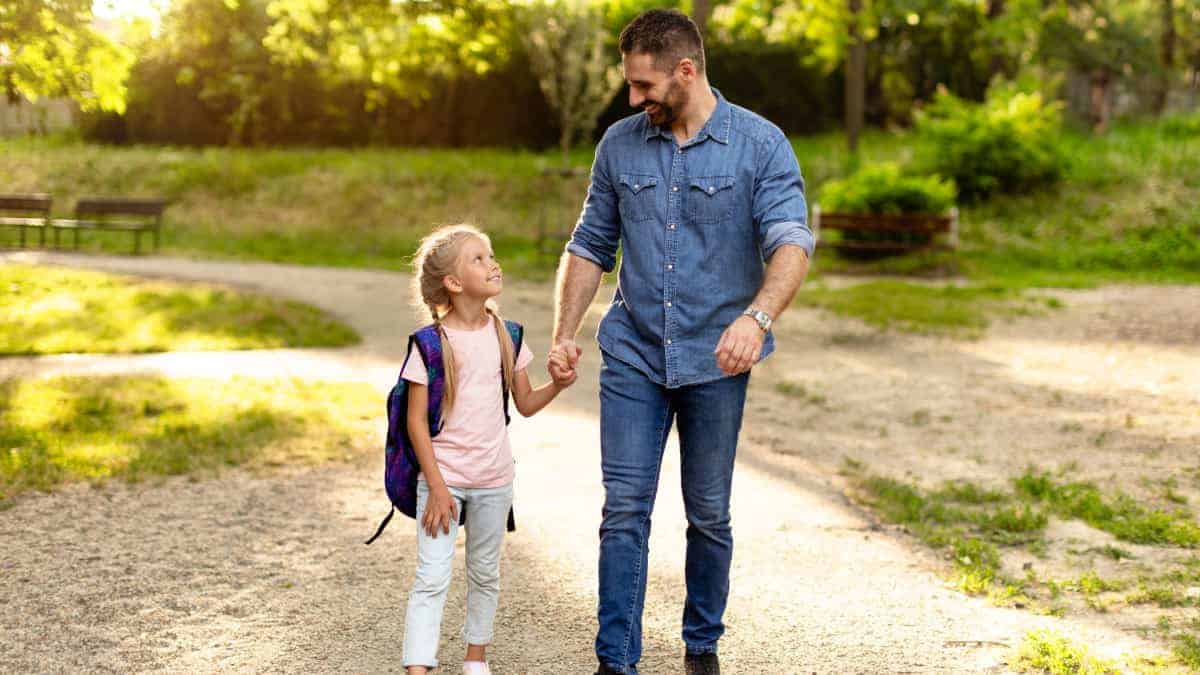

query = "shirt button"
[
  {"left": 672, "top": 186, "right": 679, "bottom": 192},
  {"left": 667, "top": 223, "right": 676, "bottom": 229},
  {"left": 666, "top": 264, "right": 673, "bottom": 270},
  {"left": 708, "top": 187, "right": 715, "bottom": 193},
  {"left": 666, "top": 339, "right": 673, "bottom": 345},
  {"left": 666, "top": 301, "right": 672, "bottom": 307},
  {"left": 633, "top": 183, "right": 639, "bottom": 189}
]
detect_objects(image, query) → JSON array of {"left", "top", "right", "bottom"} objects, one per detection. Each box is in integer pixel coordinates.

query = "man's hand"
[
  {"left": 548, "top": 348, "right": 578, "bottom": 388},
  {"left": 714, "top": 316, "right": 765, "bottom": 375},
  {"left": 548, "top": 339, "right": 582, "bottom": 383},
  {"left": 422, "top": 486, "right": 458, "bottom": 538}
]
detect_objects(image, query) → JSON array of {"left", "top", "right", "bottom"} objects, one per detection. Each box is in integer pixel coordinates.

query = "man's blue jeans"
[{"left": 595, "top": 353, "right": 750, "bottom": 673}]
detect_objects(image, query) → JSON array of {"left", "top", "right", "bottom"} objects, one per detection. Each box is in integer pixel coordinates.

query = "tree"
[
  {"left": 845, "top": 0, "right": 865, "bottom": 152},
  {"left": 263, "top": 0, "right": 516, "bottom": 112},
  {"left": 1038, "top": 0, "right": 1156, "bottom": 131},
  {"left": 1153, "top": 0, "right": 1176, "bottom": 113},
  {"left": 0, "top": 0, "right": 133, "bottom": 113},
  {"left": 520, "top": 0, "right": 624, "bottom": 167}
]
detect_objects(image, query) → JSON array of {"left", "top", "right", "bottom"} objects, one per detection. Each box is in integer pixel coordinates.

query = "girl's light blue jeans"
[{"left": 402, "top": 480, "right": 514, "bottom": 668}]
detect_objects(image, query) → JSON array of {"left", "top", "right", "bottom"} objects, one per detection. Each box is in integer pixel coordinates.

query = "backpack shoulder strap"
[
  {"left": 500, "top": 320, "right": 523, "bottom": 426},
  {"left": 412, "top": 324, "right": 446, "bottom": 435}
]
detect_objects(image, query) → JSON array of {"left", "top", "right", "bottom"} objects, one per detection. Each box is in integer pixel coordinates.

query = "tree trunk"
[
  {"left": 1089, "top": 68, "right": 1112, "bottom": 133},
  {"left": 986, "top": 0, "right": 1009, "bottom": 80},
  {"left": 693, "top": 0, "right": 713, "bottom": 38},
  {"left": 1153, "top": 0, "right": 1176, "bottom": 114},
  {"left": 560, "top": 122, "right": 572, "bottom": 170},
  {"left": 845, "top": 0, "right": 866, "bottom": 153}
]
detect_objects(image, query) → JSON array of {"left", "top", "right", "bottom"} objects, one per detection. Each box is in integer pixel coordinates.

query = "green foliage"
[
  {"left": 520, "top": 0, "right": 624, "bottom": 163},
  {"left": 264, "top": 0, "right": 518, "bottom": 106},
  {"left": 0, "top": 376, "right": 378, "bottom": 504},
  {"left": 795, "top": 281, "right": 1046, "bottom": 337},
  {"left": 0, "top": 0, "right": 134, "bottom": 112},
  {"left": 1161, "top": 110, "right": 1200, "bottom": 139},
  {"left": 1014, "top": 470, "right": 1200, "bottom": 547},
  {"left": 1037, "top": 0, "right": 1157, "bottom": 81},
  {"left": 915, "top": 85, "right": 1066, "bottom": 202},
  {"left": 819, "top": 163, "right": 956, "bottom": 215},
  {"left": 1011, "top": 629, "right": 1119, "bottom": 675},
  {"left": 0, "top": 264, "right": 359, "bottom": 355}
]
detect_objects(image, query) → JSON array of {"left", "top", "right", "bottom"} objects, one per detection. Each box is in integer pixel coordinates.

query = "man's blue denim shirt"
[{"left": 567, "top": 89, "right": 814, "bottom": 389}]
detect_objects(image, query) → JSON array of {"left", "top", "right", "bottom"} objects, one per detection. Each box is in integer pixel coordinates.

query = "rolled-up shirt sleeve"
[
  {"left": 753, "top": 135, "right": 814, "bottom": 261},
  {"left": 566, "top": 130, "right": 621, "bottom": 273}
]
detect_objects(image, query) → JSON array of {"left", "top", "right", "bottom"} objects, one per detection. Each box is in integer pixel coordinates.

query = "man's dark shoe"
[
  {"left": 595, "top": 663, "right": 623, "bottom": 675},
  {"left": 684, "top": 652, "right": 720, "bottom": 675}
]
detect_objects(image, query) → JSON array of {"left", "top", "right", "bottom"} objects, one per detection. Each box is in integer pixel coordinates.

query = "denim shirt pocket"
[
  {"left": 617, "top": 173, "right": 659, "bottom": 223},
  {"left": 686, "top": 175, "right": 736, "bottom": 224}
]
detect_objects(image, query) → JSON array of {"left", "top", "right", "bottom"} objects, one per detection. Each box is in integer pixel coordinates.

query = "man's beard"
[{"left": 644, "top": 79, "right": 688, "bottom": 127}]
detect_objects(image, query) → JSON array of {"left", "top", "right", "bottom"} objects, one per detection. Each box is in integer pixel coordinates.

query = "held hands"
[
  {"left": 547, "top": 340, "right": 582, "bottom": 388},
  {"left": 423, "top": 486, "right": 458, "bottom": 538},
  {"left": 714, "top": 315, "right": 764, "bottom": 375}
]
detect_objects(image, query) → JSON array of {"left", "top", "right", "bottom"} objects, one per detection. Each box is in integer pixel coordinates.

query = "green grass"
[
  {"left": 794, "top": 280, "right": 1058, "bottom": 337},
  {"left": 844, "top": 461, "right": 1200, "bottom": 611},
  {"left": 1011, "top": 629, "right": 1119, "bottom": 674},
  {"left": 2, "top": 115, "right": 1197, "bottom": 325},
  {"left": 1014, "top": 471, "right": 1200, "bottom": 547},
  {"left": 0, "top": 141, "right": 592, "bottom": 280},
  {"left": 0, "top": 264, "right": 359, "bottom": 355},
  {"left": 0, "top": 375, "right": 378, "bottom": 505}
]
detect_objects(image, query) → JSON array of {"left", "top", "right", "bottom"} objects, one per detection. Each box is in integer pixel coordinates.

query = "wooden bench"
[
  {"left": 811, "top": 204, "right": 959, "bottom": 254},
  {"left": 0, "top": 194, "right": 52, "bottom": 248},
  {"left": 52, "top": 197, "right": 167, "bottom": 255}
]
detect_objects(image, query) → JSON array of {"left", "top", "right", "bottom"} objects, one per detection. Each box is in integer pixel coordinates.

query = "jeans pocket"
[
  {"left": 617, "top": 173, "right": 658, "bottom": 223},
  {"left": 686, "top": 175, "right": 735, "bottom": 224}
]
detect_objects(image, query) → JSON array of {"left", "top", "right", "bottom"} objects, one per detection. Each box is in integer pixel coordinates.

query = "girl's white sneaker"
[{"left": 462, "top": 661, "right": 491, "bottom": 675}]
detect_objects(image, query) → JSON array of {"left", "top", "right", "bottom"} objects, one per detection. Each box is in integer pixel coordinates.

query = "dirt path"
[{"left": 3, "top": 251, "right": 1193, "bottom": 673}]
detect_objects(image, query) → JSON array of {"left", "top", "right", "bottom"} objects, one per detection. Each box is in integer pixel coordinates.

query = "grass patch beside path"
[
  {"left": 0, "top": 264, "right": 359, "bottom": 355},
  {"left": 844, "top": 461, "right": 1200, "bottom": 669},
  {"left": 794, "top": 280, "right": 1060, "bottom": 337},
  {"left": 1011, "top": 629, "right": 1120, "bottom": 675},
  {"left": 0, "top": 375, "right": 378, "bottom": 505}
]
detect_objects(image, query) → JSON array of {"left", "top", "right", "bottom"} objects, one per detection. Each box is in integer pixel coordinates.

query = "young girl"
[{"left": 402, "top": 224, "right": 574, "bottom": 675}]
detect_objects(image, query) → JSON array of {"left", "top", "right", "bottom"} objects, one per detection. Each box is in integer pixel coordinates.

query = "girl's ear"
[{"left": 443, "top": 274, "right": 463, "bottom": 294}]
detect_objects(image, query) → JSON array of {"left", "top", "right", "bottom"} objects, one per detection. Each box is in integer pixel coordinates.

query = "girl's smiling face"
[{"left": 448, "top": 235, "right": 503, "bottom": 299}]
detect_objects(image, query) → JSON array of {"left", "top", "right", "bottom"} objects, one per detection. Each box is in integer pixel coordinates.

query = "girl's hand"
[{"left": 423, "top": 486, "right": 458, "bottom": 538}]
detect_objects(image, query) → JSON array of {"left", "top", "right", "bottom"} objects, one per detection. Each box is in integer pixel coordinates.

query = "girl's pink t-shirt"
[{"left": 401, "top": 322, "right": 533, "bottom": 489}]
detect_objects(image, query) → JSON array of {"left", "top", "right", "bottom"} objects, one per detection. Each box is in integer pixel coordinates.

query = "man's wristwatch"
[{"left": 742, "top": 308, "right": 773, "bottom": 333}]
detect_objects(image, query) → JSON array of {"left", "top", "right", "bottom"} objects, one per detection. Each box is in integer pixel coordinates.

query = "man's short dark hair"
[{"left": 619, "top": 9, "right": 705, "bottom": 74}]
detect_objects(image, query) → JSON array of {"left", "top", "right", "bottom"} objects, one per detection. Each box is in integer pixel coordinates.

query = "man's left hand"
[{"left": 714, "top": 315, "right": 765, "bottom": 375}]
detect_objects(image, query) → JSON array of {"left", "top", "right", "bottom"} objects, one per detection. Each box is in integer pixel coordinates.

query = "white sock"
[{"left": 462, "top": 661, "right": 490, "bottom": 675}]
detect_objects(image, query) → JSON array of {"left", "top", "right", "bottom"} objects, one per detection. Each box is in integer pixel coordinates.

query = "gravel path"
[{"left": 0, "top": 251, "right": 1174, "bottom": 673}]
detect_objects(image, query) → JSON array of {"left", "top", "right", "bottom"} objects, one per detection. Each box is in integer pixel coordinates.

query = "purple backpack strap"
[{"left": 412, "top": 325, "right": 446, "bottom": 435}]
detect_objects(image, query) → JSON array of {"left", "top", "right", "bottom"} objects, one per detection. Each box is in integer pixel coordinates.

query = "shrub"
[
  {"left": 818, "top": 163, "right": 957, "bottom": 256},
  {"left": 819, "top": 163, "right": 956, "bottom": 215},
  {"left": 1161, "top": 110, "right": 1200, "bottom": 138},
  {"left": 915, "top": 86, "right": 1065, "bottom": 202}
]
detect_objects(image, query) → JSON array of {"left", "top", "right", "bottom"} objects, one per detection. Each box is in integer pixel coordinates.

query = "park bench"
[
  {"left": 0, "top": 194, "right": 52, "bottom": 248},
  {"left": 51, "top": 197, "right": 167, "bottom": 255},
  {"left": 811, "top": 204, "right": 959, "bottom": 254}
]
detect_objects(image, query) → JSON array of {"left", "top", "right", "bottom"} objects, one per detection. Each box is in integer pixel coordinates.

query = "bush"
[
  {"left": 818, "top": 163, "right": 957, "bottom": 257},
  {"left": 915, "top": 86, "right": 1065, "bottom": 202},
  {"left": 819, "top": 163, "right": 956, "bottom": 215},
  {"left": 1161, "top": 110, "right": 1200, "bottom": 138}
]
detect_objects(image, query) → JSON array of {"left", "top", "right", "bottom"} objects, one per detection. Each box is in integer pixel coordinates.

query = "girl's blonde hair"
[{"left": 411, "top": 224, "right": 516, "bottom": 422}]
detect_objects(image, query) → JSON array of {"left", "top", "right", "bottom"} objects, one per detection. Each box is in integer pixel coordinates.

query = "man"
[{"left": 547, "top": 9, "right": 813, "bottom": 675}]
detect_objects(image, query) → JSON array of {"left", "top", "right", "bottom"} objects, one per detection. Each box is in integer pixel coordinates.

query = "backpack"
[{"left": 364, "top": 319, "right": 522, "bottom": 544}]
